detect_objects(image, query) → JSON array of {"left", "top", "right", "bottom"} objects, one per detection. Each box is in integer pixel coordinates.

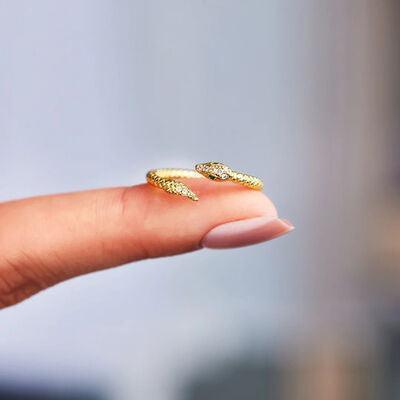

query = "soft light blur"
[{"left": 0, "top": 1, "right": 398, "bottom": 399}]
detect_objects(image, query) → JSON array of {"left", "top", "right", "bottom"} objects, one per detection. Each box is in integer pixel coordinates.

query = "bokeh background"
[{"left": 0, "top": 1, "right": 399, "bottom": 399}]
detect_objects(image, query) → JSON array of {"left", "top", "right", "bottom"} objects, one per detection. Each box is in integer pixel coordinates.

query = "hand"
[{"left": 0, "top": 179, "right": 293, "bottom": 308}]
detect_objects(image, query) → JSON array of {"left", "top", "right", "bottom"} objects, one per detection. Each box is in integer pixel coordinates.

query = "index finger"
[{"left": 0, "top": 179, "right": 291, "bottom": 307}]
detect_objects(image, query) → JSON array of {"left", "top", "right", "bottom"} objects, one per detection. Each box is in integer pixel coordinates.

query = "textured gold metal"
[{"left": 146, "top": 162, "right": 263, "bottom": 201}]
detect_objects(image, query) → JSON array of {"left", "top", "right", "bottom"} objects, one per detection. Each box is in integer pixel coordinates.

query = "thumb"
[{"left": 0, "top": 179, "right": 293, "bottom": 307}]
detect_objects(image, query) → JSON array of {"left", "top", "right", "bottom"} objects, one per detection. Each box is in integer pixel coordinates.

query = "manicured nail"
[{"left": 201, "top": 216, "right": 294, "bottom": 249}]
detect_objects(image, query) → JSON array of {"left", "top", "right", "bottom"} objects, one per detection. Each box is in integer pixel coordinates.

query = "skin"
[{"left": 0, "top": 179, "right": 277, "bottom": 308}]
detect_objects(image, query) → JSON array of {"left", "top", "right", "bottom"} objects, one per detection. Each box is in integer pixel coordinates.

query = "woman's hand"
[{"left": 0, "top": 179, "right": 293, "bottom": 308}]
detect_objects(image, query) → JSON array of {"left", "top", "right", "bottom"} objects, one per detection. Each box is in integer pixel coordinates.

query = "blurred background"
[{"left": 0, "top": 0, "right": 399, "bottom": 399}]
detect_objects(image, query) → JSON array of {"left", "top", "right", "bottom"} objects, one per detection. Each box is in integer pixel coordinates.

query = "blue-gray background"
[{"left": 0, "top": 1, "right": 396, "bottom": 399}]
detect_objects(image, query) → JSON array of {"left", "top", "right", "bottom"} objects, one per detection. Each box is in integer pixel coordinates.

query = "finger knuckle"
[{"left": 0, "top": 254, "right": 45, "bottom": 308}]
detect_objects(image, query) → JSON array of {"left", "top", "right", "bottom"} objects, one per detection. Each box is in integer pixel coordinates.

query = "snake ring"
[{"left": 146, "top": 162, "right": 263, "bottom": 201}]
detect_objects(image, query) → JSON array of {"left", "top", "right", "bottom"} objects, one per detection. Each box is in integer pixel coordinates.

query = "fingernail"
[{"left": 201, "top": 216, "right": 294, "bottom": 249}]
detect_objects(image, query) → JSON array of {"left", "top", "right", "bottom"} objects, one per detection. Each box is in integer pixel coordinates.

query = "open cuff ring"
[{"left": 146, "top": 162, "right": 264, "bottom": 201}]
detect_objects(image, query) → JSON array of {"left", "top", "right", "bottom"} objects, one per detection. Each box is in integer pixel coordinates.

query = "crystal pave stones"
[
  {"left": 146, "top": 169, "right": 200, "bottom": 201},
  {"left": 195, "top": 162, "right": 233, "bottom": 181}
]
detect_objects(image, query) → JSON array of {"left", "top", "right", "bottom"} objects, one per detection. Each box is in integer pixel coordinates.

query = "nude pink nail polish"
[{"left": 201, "top": 216, "right": 294, "bottom": 249}]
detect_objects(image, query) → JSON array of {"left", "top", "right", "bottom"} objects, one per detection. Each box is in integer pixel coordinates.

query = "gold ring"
[{"left": 146, "top": 161, "right": 263, "bottom": 201}]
